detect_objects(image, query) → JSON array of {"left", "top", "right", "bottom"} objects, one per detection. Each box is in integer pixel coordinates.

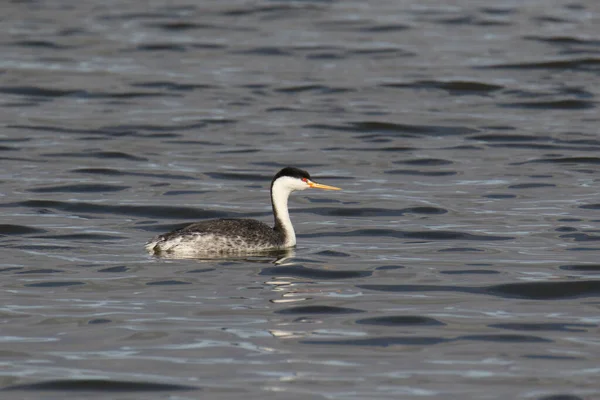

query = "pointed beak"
[{"left": 307, "top": 180, "right": 342, "bottom": 191}]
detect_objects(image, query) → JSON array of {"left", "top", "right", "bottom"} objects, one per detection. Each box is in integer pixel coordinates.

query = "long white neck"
[{"left": 271, "top": 178, "right": 297, "bottom": 247}]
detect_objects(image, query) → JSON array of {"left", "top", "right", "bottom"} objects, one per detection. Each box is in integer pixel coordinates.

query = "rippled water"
[{"left": 2, "top": 1, "right": 600, "bottom": 399}]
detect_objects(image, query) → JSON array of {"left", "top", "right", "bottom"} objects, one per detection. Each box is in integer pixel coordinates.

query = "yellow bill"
[{"left": 307, "top": 180, "right": 342, "bottom": 190}]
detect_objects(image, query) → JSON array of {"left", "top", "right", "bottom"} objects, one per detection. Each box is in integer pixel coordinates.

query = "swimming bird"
[{"left": 145, "top": 167, "right": 341, "bottom": 256}]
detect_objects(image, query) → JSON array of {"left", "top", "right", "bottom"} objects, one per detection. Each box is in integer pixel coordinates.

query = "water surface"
[{"left": 1, "top": 1, "right": 600, "bottom": 399}]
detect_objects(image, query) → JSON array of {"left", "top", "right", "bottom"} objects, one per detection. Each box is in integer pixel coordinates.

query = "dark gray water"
[{"left": 2, "top": 1, "right": 600, "bottom": 399}]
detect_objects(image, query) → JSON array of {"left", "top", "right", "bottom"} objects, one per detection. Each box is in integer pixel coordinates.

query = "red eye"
[{"left": 302, "top": 178, "right": 308, "bottom": 182}]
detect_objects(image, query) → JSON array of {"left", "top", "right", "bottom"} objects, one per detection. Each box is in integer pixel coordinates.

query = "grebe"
[{"left": 145, "top": 167, "right": 341, "bottom": 256}]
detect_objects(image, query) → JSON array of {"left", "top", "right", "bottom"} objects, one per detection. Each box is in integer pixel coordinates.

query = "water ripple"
[
  {"left": 2, "top": 379, "right": 198, "bottom": 392},
  {"left": 260, "top": 265, "right": 371, "bottom": 280},
  {"left": 356, "top": 316, "right": 445, "bottom": 327},
  {"left": 0, "top": 224, "right": 46, "bottom": 235},
  {"left": 309, "top": 207, "right": 447, "bottom": 217},
  {"left": 1, "top": 200, "right": 235, "bottom": 219},
  {"left": 488, "top": 323, "right": 596, "bottom": 332},
  {"left": 358, "top": 280, "right": 600, "bottom": 300},
  {"left": 275, "top": 305, "right": 365, "bottom": 315},
  {"left": 382, "top": 80, "right": 504, "bottom": 95},
  {"left": 27, "top": 184, "right": 129, "bottom": 193},
  {"left": 480, "top": 57, "right": 600, "bottom": 70},
  {"left": 302, "top": 229, "right": 512, "bottom": 241}
]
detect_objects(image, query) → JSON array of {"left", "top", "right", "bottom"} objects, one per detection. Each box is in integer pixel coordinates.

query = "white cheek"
[
  {"left": 273, "top": 176, "right": 306, "bottom": 193},
  {"left": 296, "top": 181, "right": 309, "bottom": 191}
]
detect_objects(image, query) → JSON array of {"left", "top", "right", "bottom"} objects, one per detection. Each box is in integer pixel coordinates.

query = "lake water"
[{"left": 1, "top": 1, "right": 600, "bottom": 399}]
